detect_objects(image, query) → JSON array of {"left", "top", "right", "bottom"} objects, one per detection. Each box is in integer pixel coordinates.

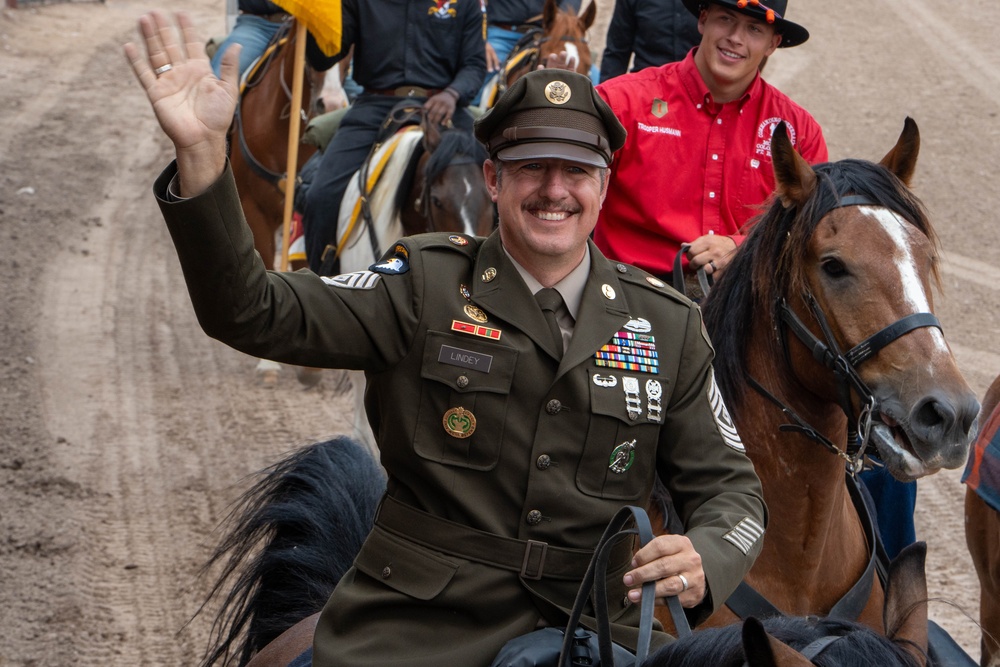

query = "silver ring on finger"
[
  {"left": 154, "top": 63, "right": 173, "bottom": 76},
  {"left": 709, "top": 260, "right": 717, "bottom": 272},
  {"left": 676, "top": 573, "right": 689, "bottom": 592}
]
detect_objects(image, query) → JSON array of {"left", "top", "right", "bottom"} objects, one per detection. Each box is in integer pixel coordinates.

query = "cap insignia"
[{"left": 544, "top": 81, "right": 572, "bottom": 105}]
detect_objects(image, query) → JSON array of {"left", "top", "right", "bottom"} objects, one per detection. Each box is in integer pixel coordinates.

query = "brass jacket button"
[
  {"left": 457, "top": 375, "right": 469, "bottom": 388},
  {"left": 546, "top": 399, "right": 562, "bottom": 414},
  {"left": 526, "top": 510, "right": 543, "bottom": 526},
  {"left": 381, "top": 566, "right": 392, "bottom": 579},
  {"left": 536, "top": 454, "right": 552, "bottom": 470}
]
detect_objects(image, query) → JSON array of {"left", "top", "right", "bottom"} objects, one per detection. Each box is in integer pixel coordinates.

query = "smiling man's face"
[{"left": 695, "top": 5, "right": 781, "bottom": 102}]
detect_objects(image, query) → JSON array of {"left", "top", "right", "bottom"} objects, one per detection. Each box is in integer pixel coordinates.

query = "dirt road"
[{"left": 0, "top": 0, "right": 996, "bottom": 664}]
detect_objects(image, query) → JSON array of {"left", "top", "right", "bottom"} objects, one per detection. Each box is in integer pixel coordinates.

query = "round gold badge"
[
  {"left": 602, "top": 284, "right": 616, "bottom": 300},
  {"left": 544, "top": 81, "right": 572, "bottom": 105},
  {"left": 449, "top": 235, "right": 469, "bottom": 246},
  {"left": 443, "top": 407, "right": 477, "bottom": 438},
  {"left": 464, "top": 304, "right": 488, "bottom": 323},
  {"left": 646, "top": 276, "right": 665, "bottom": 288},
  {"left": 482, "top": 267, "right": 497, "bottom": 283}
]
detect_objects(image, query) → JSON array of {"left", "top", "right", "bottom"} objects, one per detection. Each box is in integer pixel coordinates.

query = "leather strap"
[{"left": 559, "top": 505, "right": 662, "bottom": 666}]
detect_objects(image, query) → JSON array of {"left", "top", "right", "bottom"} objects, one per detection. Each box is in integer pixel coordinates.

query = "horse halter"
[{"left": 761, "top": 194, "right": 942, "bottom": 473}]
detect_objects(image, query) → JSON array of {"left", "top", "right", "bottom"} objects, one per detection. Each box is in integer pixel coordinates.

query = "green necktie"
[{"left": 535, "top": 288, "right": 565, "bottom": 358}]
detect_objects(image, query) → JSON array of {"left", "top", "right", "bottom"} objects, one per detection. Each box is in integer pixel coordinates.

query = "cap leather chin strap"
[{"left": 491, "top": 126, "right": 610, "bottom": 155}]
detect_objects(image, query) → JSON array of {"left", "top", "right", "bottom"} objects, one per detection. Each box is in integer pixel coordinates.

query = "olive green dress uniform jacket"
[{"left": 154, "top": 161, "right": 766, "bottom": 667}]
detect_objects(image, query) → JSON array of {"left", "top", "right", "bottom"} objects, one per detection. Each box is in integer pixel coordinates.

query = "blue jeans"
[
  {"left": 859, "top": 464, "right": 917, "bottom": 560},
  {"left": 211, "top": 14, "right": 281, "bottom": 78},
  {"left": 473, "top": 26, "right": 599, "bottom": 105}
]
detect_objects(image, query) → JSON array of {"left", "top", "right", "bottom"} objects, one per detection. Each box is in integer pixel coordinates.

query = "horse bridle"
[
  {"left": 230, "top": 22, "right": 311, "bottom": 194},
  {"left": 751, "top": 194, "right": 942, "bottom": 474}
]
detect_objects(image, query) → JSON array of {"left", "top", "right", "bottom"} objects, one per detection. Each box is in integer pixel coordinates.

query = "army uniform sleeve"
[
  {"left": 153, "top": 160, "right": 420, "bottom": 372},
  {"left": 656, "top": 304, "right": 767, "bottom": 625}
]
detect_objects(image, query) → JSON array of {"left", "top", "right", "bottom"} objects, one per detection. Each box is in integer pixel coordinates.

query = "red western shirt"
[{"left": 594, "top": 49, "right": 828, "bottom": 276}]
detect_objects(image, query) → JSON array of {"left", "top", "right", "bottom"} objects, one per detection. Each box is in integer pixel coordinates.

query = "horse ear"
[
  {"left": 579, "top": 1, "right": 597, "bottom": 31},
  {"left": 422, "top": 115, "right": 442, "bottom": 152},
  {"left": 878, "top": 117, "right": 920, "bottom": 187},
  {"left": 741, "top": 617, "right": 813, "bottom": 667},
  {"left": 543, "top": 0, "right": 558, "bottom": 29},
  {"left": 883, "top": 541, "right": 929, "bottom": 666},
  {"left": 771, "top": 121, "right": 817, "bottom": 210}
]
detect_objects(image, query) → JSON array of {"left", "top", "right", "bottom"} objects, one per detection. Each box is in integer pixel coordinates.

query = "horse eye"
[
  {"left": 821, "top": 258, "right": 848, "bottom": 278},
  {"left": 432, "top": 196, "right": 444, "bottom": 209}
]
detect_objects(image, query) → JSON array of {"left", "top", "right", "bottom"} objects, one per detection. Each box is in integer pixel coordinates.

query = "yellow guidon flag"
[{"left": 271, "top": 0, "right": 343, "bottom": 56}]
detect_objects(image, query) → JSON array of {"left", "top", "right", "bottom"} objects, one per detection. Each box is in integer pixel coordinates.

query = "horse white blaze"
[
  {"left": 459, "top": 175, "right": 477, "bottom": 236},
  {"left": 862, "top": 206, "right": 949, "bottom": 354},
  {"left": 563, "top": 43, "right": 581, "bottom": 71}
]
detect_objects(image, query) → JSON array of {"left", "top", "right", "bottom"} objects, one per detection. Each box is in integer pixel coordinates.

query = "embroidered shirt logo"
[
  {"left": 651, "top": 98, "right": 667, "bottom": 118},
  {"left": 755, "top": 117, "right": 795, "bottom": 159},
  {"left": 428, "top": 0, "right": 456, "bottom": 18}
]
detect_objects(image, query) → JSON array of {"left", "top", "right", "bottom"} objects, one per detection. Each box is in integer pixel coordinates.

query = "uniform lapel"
[
  {"left": 558, "top": 240, "right": 631, "bottom": 378},
  {"left": 470, "top": 236, "right": 631, "bottom": 369},
  {"left": 471, "top": 233, "right": 564, "bottom": 360}
]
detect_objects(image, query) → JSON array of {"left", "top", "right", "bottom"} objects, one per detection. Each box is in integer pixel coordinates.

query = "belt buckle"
[
  {"left": 520, "top": 540, "right": 548, "bottom": 580},
  {"left": 396, "top": 86, "right": 425, "bottom": 97}
]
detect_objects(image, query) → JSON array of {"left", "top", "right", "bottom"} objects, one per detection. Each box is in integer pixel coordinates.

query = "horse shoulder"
[{"left": 245, "top": 613, "right": 320, "bottom": 667}]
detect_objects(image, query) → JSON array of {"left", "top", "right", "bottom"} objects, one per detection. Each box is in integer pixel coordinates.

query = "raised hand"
[{"left": 124, "top": 11, "right": 240, "bottom": 196}]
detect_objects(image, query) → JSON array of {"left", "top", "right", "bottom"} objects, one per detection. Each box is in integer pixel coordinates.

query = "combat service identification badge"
[
  {"left": 609, "top": 439, "right": 636, "bottom": 474},
  {"left": 443, "top": 407, "right": 476, "bottom": 438}
]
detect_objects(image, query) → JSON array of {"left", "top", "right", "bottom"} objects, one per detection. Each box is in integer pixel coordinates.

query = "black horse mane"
[
  {"left": 392, "top": 127, "right": 488, "bottom": 217},
  {"left": 643, "top": 615, "right": 924, "bottom": 667},
  {"left": 193, "top": 436, "right": 385, "bottom": 667},
  {"left": 701, "top": 158, "right": 938, "bottom": 415}
]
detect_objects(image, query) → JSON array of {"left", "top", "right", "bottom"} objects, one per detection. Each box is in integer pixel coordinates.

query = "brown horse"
[
  {"left": 662, "top": 118, "right": 979, "bottom": 635},
  {"left": 965, "top": 373, "right": 1000, "bottom": 666},
  {"left": 480, "top": 0, "right": 596, "bottom": 108},
  {"left": 229, "top": 19, "right": 326, "bottom": 272},
  {"left": 646, "top": 542, "right": 930, "bottom": 667}
]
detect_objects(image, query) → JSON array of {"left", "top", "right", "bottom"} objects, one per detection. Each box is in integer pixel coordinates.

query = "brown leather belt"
[
  {"left": 365, "top": 86, "right": 443, "bottom": 98},
  {"left": 490, "top": 21, "right": 540, "bottom": 33},
  {"left": 375, "top": 494, "right": 633, "bottom": 581}
]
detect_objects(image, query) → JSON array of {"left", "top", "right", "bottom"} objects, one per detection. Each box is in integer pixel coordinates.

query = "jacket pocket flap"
[{"left": 355, "top": 526, "right": 459, "bottom": 601}]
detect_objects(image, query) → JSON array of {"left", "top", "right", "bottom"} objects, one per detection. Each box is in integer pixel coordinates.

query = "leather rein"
[
  {"left": 230, "top": 22, "right": 310, "bottom": 194},
  {"left": 726, "top": 193, "right": 938, "bottom": 623}
]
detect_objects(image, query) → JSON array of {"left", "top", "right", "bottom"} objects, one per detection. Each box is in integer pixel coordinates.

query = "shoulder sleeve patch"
[
  {"left": 371, "top": 243, "right": 410, "bottom": 275},
  {"left": 322, "top": 270, "right": 382, "bottom": 290}
]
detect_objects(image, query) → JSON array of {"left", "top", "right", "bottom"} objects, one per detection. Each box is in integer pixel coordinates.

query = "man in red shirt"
[{"left": 594, "top": 0, "right": 827, "bottom": 279}]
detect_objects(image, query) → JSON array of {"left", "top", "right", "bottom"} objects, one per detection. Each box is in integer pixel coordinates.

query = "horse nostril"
[{"left": 910, "top": 395, "right": 955, "bottom": 439}]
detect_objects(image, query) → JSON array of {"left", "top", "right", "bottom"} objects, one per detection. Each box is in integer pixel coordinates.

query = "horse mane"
[
  {"left": 392, "top": 127, "right": 488, "bottom": 217},
  {"left": 701, "top": 158, "right": 939, "bottom": 415},
  {"left": 193, "top": 436, "right": 385, "bottom": 667},
  {"left": 644, "top": 615, "right": 925, "bottom": 667}
]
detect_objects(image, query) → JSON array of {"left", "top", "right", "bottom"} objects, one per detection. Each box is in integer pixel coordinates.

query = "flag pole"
[{"left": 280, "top": 20, "right": 308, "bottom": 272}]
